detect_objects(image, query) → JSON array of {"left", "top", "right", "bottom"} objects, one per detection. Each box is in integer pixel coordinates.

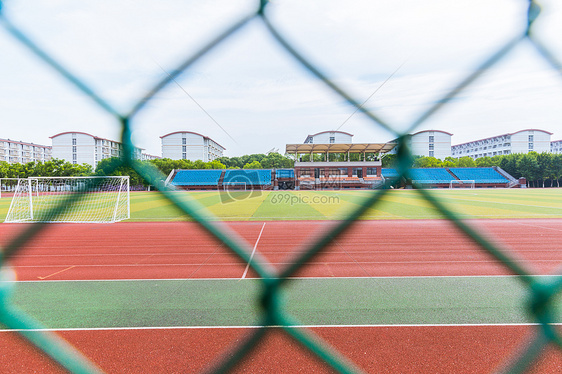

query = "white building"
[
  {"left": 409, "top": 130, "right": 452, "bottom": 159},
  {"left": 304, "top": 131, "right": 353, "bottom": 144},
  {"left": 160, "top": 131, "right": 225, "bottom": 161},
  {"left": 451, "top": 129, "right": 552, "bottom": 159},
  {"left": 387, "top": 130, "right": 452, "bottom": 159},
  {"left": 551, "top": 139, "right": 562, "bottom": 154},
  {"left": 50, "top": 132, "right": 143, "bottom": 169},
  {"left": 0, "top": 138, "right": 52, "bottom": 164}
]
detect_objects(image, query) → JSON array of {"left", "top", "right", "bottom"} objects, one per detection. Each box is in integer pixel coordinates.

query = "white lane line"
[
  {"left": 241, "top": 222, "right": 266, "bottom": 279},
  {"left": 2, "top": 322, "right": 558, "bottom": 332}
]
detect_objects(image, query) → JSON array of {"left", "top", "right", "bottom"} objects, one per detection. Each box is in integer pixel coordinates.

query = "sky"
[{"left": 1, "top": 0, "right": 562, "bottom": 157}]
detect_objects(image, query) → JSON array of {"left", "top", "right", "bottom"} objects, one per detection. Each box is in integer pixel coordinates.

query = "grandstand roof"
[{"left": 286, "top": 143, "right": 396, "bottom": 154}]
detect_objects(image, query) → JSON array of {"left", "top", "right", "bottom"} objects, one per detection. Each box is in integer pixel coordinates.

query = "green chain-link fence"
[{"left": 1, "top": 1, "right": 561, "bottom": 373}]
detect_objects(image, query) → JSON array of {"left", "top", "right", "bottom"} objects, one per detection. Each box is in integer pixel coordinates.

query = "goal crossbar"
[
  {"left": 449, "top": 180, "right": 475, "bottom": 189},
  {"left": 4, "top": 176, "right": 130, "bottom": 223}
]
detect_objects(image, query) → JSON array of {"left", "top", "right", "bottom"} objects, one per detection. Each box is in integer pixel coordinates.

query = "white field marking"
[
  {"left": 10, "top": 274, "right": 559, "bottom": 283},
  {"left": 37, "top": 266, "right": 76, "bottom": 280},
  {"left": 1, "top": 322, "right": 560, "bottom": 333},
  {"left": 16, "top": 259, "right": 560, "bottom": 269},
  {"left": 438, "top": 196, "right": 562, "bottom": 210},
  {"left": 241, "top": 222, "right": 266, "bottom": 280},
  {"left": 510, "top": 221, "right": 562, "bottom": 232}
]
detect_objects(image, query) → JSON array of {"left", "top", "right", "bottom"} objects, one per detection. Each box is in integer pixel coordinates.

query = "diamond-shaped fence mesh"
[{"left": 0, "top": 0, "right": 561, "bottom": 373}]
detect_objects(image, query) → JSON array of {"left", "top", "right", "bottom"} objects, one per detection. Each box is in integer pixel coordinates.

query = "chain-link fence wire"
[{"left": 0, "top": 0, "right": 561, "bottom": 372}]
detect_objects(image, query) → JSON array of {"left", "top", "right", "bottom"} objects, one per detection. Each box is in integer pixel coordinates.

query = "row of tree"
[
  {"left": 93, "top": 153, "right": 295, "bottom": 186},
  {"left": 0, "top": 159, "right": 92, "bottom": 179},
  {"left": 2, "top": 152, "right": 561, "bottom": 188},
  {"left": 383, "top": 152, "right": 562, "bottom": 187}
]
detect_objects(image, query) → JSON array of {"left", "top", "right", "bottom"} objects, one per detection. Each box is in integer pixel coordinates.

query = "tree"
[
  {"left": 443, "top": 157, "right": 458, "bottom": 167},
  {"left": 536, "top": 152, "right": 553, "bottom": 187},
  {"left": 549, "top": 153, "right": 562, "bottom": 187},
  {"left": 413, "top": 156, "right": 442, "bottom": 168},
  {"left": 475, "top": 156, "right": 493, "bottom": 167},
  {"left": 261, "top": 152, "right": 293, "bottom": 168},
  {"left": 243, "top": 160, "right": 262, "bottom": 169},
  {"left": 499, "top": 153, "right": 521, "bottom": 178},
  {"left": 517, "top": 152, "right": 540, "bottom": 187},
  {"left": 381, "top": 154, "right": 397, "bottom": 168},
  {"left": 457, "top": 156, "right": 476, "bottom": 168}
]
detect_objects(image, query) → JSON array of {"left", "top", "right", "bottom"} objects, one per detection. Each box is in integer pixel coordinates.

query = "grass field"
[
  {"left": 2, "top": 188, "right": 562, "bottom": 222},
  {"left": 12, "top": 276, "right": 562, "bottom": 329}
]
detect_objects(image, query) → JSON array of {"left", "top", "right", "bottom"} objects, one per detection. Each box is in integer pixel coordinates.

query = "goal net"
[
  {"left": 4, "top": 176, "right": 129, "bottom": 223},
  {"left": 0, "top": 178, "right": 21, "bottom": 199},
  {"left": 449, "top": 180, "right": 475, "bottom": 189},
  {"left": 222, "top": 182, "right": 247, "bottom": 191}
]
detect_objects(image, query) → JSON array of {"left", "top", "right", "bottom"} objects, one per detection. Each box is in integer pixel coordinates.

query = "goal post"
[
  {"left": 222, "top": 181, "right": 247, "bottom": 191},
  {"left": 4, "top": 176, "right": 130, "bottom": 223},
  {"left": 449, "top": 180, "right": 475, "bottom": 189}
]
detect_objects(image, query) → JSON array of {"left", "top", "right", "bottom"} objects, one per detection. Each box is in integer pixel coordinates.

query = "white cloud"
[{"left": 1, "top": 0, "right": 562, "bottom": 157}]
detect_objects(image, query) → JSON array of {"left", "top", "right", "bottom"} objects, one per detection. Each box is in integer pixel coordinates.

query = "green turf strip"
[
  {"left": 7, "top": 277, "right": 561, "bottom": 329},
  {"left": 5, "top": 189, "right": 562, "bottom": 222}
]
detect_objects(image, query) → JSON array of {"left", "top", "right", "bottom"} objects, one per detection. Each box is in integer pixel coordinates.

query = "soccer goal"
[
  {"left": 222, "top": 182, "right": 247, "bottom": 191},
  {"left": 0, "top": 178, "right": 21, "bottom": 199},
  {"left": 4, "top": 176, "right": 130, "bottom": 223},
  {"left": 449, "top": 180, "right": 475, "bottom": 189}
]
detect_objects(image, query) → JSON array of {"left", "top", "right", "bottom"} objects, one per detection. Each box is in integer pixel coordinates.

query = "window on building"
[
  {"left": 182, "top": 146, "right": 186, "bottom": 152},
  {"left": 366, "top": 168, "right": 377, "bottom": 177},
  {"left": 329, "top": 136, "right": 335, "bottom": 144},
  {"left": 72, "top": 146, "right": 77, "bottom": 153},
  {"left": 429, "top": 144, "right": 434, "bottom": 150},
  {"left": 529, "top": 143, "right": 534, "bottom": 150},
  {"left": 72, "top": 154, "right": 77, "bottom": 161},
  {"left": 429, "top": 151, "right": 434, "bottom": 157},
  {"left": 529, "top": 135, "right": 534, "bottom": 142},
  {"left": 182, "top": 138, "right": 186, "bottom": 145},
  {"left": 429, "top": 136, "right": 434, "bottom": 143},
  {"left": 182, "top": 153, "right": 187, "bottom": 159},
  {"left": 72, "top": 138, "right": 76, "bottom": 145},
  {"left": 299, "top": 168, "right": 311, "bottom": 177}
]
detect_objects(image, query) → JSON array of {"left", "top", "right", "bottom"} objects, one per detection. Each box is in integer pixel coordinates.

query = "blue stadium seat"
[
  {"left": 409, "top": 168, "right": 452, "bottom": 184},
  {"left": 276, "top": 169, "right": 295, "bottom": 178},
  {"left": 171, "top": 170, "right": 222, "bottom": 186},
  {"left": 382, "top": 168, "right": 399, "bottom": 178},
  {"left": 449, "top": 168, "right": 508, "bottom": 184},
  {"left": 223, "top": 169, "right": 272, "bottom": 185}
]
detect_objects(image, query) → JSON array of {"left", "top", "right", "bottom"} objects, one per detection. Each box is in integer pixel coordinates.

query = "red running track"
[
  {"left": 1, "top": 219, "right": 562, "bottom": 373},
  {"left": 3, "top": 219, "right": 562, "bottom": 280}
]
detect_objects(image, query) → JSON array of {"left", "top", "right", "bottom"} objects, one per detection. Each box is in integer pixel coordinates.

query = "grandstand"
[
  {"left": 285, "top": 142, "right": 396, "bottom": 190},
  {"left": 166, "top": 169, "right": 276, "bottom": 191},
  {"left": 165, "top": 166, "right": 519, "bottom": 191},
  {"left": 275, "top": 169, "right": 295, "bottom": 190},
  {"left": 407, "top": 168, "right": 455, "bottom": 187},
  {"left": 448, "top": 167, "right": 514, "bottom": 185},
  {"left": 223, "top": 169, "right": 272, "bottom": 190},
  {"left": 384, "top": 166, "right": 519, "bottom": 188},
  {"left": 167, "top": 170, "right": 222, "bottom": 190}
]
